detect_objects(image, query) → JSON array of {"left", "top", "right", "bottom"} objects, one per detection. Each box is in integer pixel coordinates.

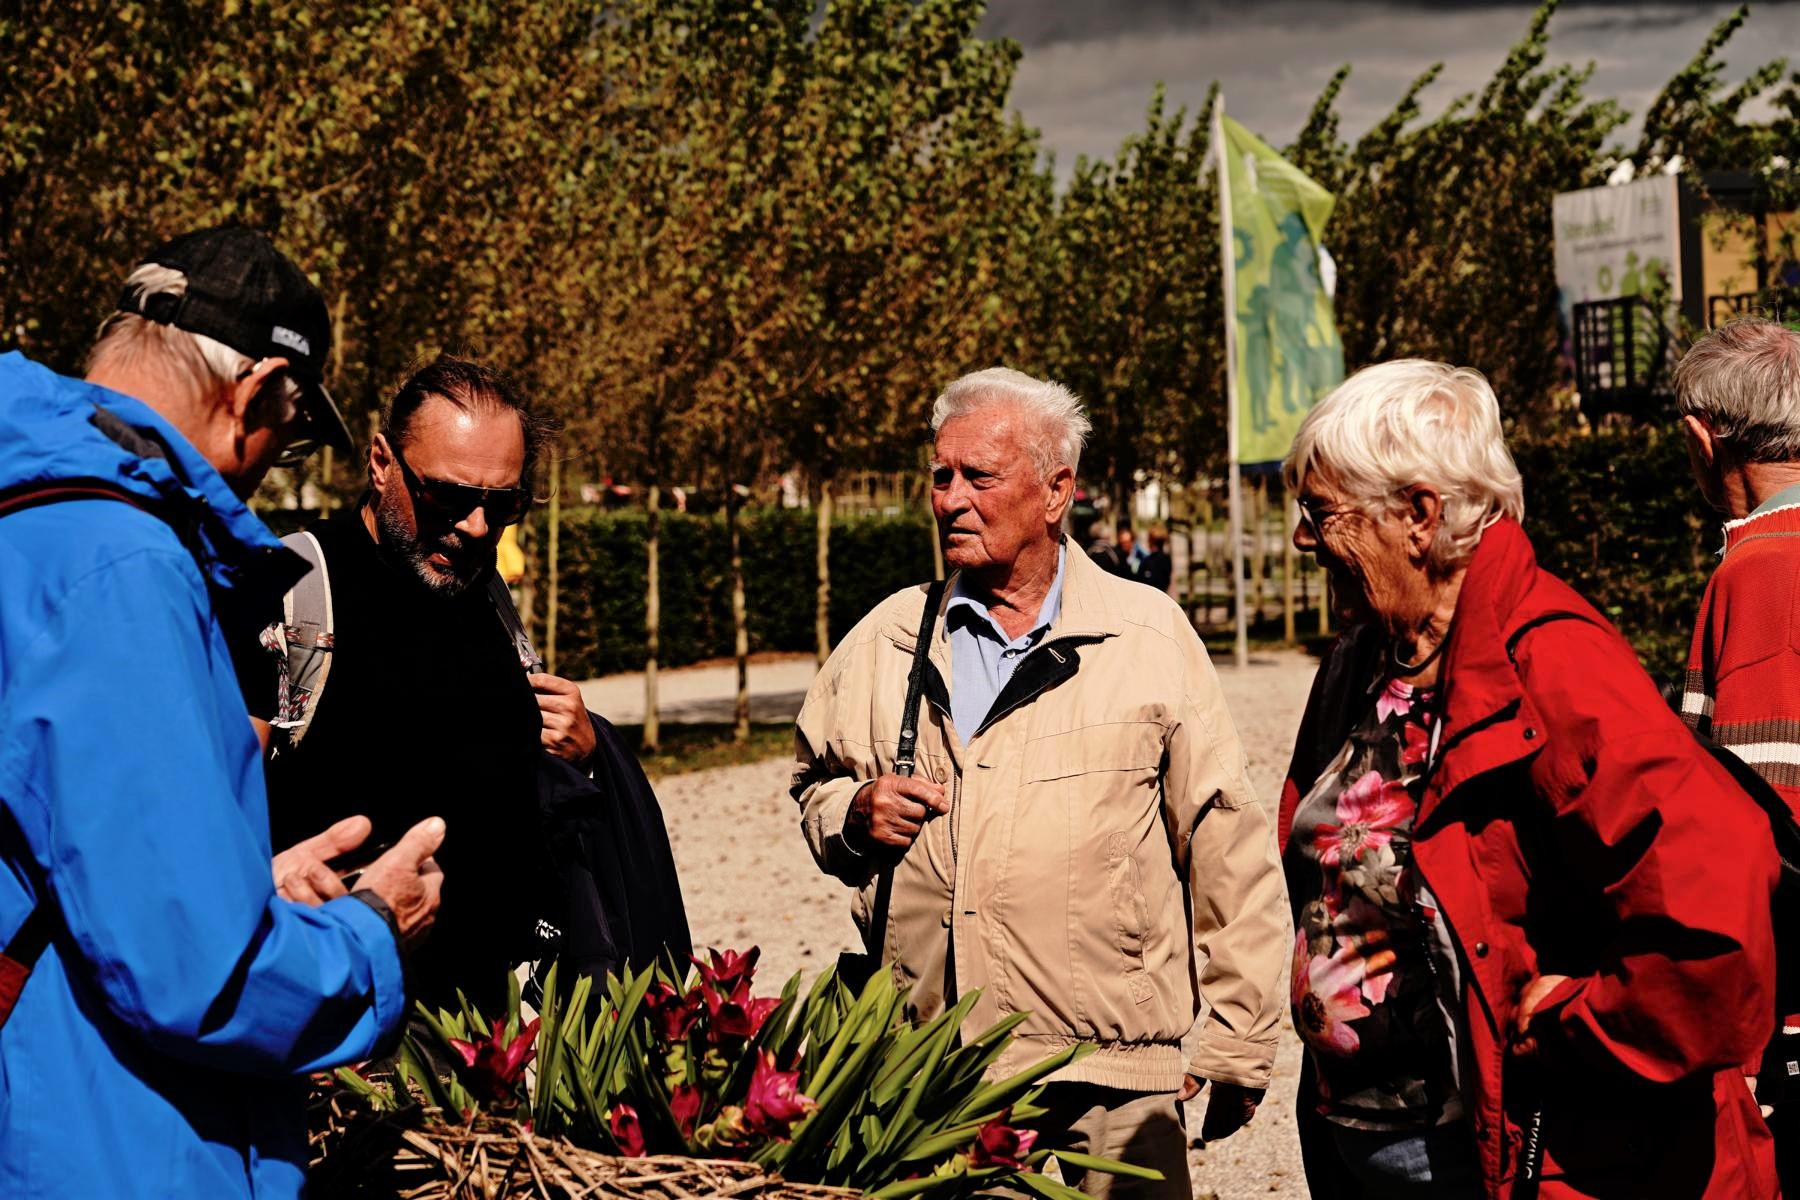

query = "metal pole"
[{"left": 1215, "top": 93, "right": 1248, "bottom": 669}]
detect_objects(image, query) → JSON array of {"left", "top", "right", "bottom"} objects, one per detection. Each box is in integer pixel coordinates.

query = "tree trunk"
[
  {"left": 1248, "top": 477, "right": 1268, "bottom": 626},
  {"left": 1283, "top": 494, "right": 1298, "bottom": 645},
  {"left": 545, "top": 454, "right": 561, "bottom": 675},
  {"left": 643, "top": 483, "right": 661, "bottom": 753},
  {"left": 814, "top": 476, "right": 834, "bottom": 667},
  {"left": 929, "top": 511, "right": 945, "bottom": 582},
  {"left": 729, "top": 490, "right": 751, "bottom": 742}
]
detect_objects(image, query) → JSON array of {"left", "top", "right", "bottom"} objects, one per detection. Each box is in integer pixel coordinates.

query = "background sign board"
[{"left": 1553, "top": 175, "right": 1681, "bottom": 327}]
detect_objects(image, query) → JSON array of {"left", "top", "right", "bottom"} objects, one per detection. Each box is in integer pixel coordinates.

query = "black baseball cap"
[{"left": 117, "top": 226, "right": 355, "bottom": 455}]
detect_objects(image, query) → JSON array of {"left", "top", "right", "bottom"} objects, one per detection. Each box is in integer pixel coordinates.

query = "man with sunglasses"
[
  {"left": 256, "top": 355, "right": 648, "bottom": 1012},
  {"left": 0, "top": 227, "right": 444, "bottom": 1198}
]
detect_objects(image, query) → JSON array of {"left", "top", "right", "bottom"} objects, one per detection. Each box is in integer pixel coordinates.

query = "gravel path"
[{"left": 655, "top": 649, "right": 1319, "bottom": 1200}]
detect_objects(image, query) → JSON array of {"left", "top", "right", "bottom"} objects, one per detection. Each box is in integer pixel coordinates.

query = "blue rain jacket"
[{"left": 0, "top": 353, "right": 407, "bottom": 1197}]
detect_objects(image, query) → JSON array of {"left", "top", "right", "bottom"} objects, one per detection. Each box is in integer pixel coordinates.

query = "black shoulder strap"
[
  {"left": 866, "top": 578, "right": 949, "bottom": 957},
  {"left": 0, "top": 477, "right": 157, "bottom": 521},
  {"left": 0, "top": 478, "right": 176, "bottom": 1021},
  {"left": 893, "top": 578, "right": 948, "bottom": 779}
]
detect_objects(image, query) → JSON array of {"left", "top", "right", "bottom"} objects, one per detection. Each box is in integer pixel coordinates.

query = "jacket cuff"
[
  {"left": 1187, "top": 1025, "right": 1277, "bottom": 1089},
  {"left": 804, "top": 778, "right": 877, "bottom": 885},
  {"left": 335, "top": 891, "right": 408, "bottom": 1042}
]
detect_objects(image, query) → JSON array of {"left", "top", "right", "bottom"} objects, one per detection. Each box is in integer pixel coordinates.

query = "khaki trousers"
[{"left": 1034, "top": 1084, "right": 1192, "bottom": 1200}]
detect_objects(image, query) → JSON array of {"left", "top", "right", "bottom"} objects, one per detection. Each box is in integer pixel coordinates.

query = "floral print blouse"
[{"left": 1284, "top": 676, "right": 1465, "bottom": 1131}]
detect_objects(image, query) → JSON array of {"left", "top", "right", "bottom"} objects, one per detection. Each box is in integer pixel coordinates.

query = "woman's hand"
[{"left": 1510, "top": 973, "right": 1572, "bottom": 1059}]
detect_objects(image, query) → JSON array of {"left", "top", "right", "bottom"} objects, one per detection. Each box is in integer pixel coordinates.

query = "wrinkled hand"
[
  {"left": 845, "top": 775, "right": 949, "bottom": 852},
  {"left": 1179, "top": 1077, "right": 1263, "bottom": 1143},
  {"left": 530, "top": 672, "right": 597, "bottom": 768},
  {"left": 354, "top": 817, "right": 447, "bottom": 950},
  {"left": 1509, "top": 973, "right": 1572, "bottom": 1060},
  {"left": 273, "top": 815, "right": 371, "bottom": 906}
]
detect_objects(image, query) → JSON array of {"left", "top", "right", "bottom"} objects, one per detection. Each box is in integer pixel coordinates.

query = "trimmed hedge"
[
  {"left": 263, "top": 429, "right": 1713, "bottom": 686},
  {"left": 1513, "top": 425, "right": 1713, "bottom": 686},
  {"left": 533, "top": 507, "right": 936, "bottom": 679}
]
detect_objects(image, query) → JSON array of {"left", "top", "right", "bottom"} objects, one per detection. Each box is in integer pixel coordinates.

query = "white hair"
[
  {"left": 1674, "top": 317, "right": 1800, "bottom": 463},
  {"left": 88, "top": 264, "right": 299, "bottom": 418},
  {"left": 1283, "top": 359, "right": 1525, "bottom": 575},
  {"left": 929, "top": 367, "right": 1090, "bottom": 482}
]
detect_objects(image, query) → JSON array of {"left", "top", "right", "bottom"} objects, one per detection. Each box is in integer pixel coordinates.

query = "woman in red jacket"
[{"left": 1278, "top": 359, "right": 1778, "bottom": 1198}]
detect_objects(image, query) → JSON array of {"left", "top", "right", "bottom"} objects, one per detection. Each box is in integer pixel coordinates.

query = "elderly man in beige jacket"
[{"left": 792, "top": 368, "right": 1290, "bottom": 1197}]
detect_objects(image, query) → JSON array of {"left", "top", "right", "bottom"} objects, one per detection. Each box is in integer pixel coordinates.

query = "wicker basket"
[{"left": 309, "top": 1094, "right": 860, "bottom": 1200}]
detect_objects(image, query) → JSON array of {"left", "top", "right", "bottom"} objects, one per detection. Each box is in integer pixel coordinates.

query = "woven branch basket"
[{"left": 309, "top": 1094, "right": 860, "bottom": 1200}]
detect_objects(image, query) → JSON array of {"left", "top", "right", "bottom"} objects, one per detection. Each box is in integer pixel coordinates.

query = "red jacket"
[{"left": 1280, "top": 518, "right": 1778, "bottom": 1199}]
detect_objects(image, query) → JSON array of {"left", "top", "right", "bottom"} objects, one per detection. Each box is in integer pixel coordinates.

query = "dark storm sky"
[{"left": 977, "top": 1, "right": 1800, "bottom": 175}]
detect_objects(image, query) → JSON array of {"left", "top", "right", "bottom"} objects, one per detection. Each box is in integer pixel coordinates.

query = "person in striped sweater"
[
  {"left": 1679, "top": 317, "right": 1800, "bottom": 811},
  {"left": 1679, "top": 315, "right": 1800, "bottom": 1191}
]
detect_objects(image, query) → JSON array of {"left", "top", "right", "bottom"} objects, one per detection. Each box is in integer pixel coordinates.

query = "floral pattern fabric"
[{"left": 1284, "top": 677, "right": 1463, "bottom": 1131}]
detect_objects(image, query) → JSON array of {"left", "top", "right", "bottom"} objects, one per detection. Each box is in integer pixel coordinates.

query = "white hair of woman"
[
  {"left": 929, "top": 367, "right": 1091, "bottom": 482},
  {"left": 1283, "top": 359, "right": 1525, "bottom": 575}
]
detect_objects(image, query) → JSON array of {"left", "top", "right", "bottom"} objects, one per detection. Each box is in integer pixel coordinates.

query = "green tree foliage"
[
  {"left": 1030, "top": 86, "right": 1225, "bottom": 503},
  {"left": 1287, "top": 1, "right": 1627, "bottom": 430}
]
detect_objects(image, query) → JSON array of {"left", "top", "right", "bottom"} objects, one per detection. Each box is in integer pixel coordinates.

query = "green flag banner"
[{"left": 1222, "top": 114, "right": 1345, "bottom": 467}]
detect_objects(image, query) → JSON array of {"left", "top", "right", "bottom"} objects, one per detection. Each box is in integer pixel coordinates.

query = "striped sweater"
[{"left": 1684, "top": 501, "right": 1800, "bottom": 814}]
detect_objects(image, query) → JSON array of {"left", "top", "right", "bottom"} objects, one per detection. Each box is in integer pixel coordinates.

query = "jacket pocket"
[
  {"left": 1023, "top": 722, "right": 1163, "bottom": 783},
  {"left": 1106, "top": 832, "right": 1157, "bottom": 1005}
]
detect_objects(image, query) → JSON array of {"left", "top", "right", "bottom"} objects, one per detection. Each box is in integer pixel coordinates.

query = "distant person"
[
  {"left": 1282, "top": 359, "right": 1776, "bottom": 1197},
  {"left": 1675, "top": 316, "right": 1800, "bottom": 1189},
  {"left": 1138, "top": 525, "right": 1173, "bottom": 594},
  {"left": 793, "top": 367, "right": 1288, "bottom": 1200},
  {"left": 1117, "top": 525, "right": 1145, "bottom": 575},
  {"left": 1084, "top": 518, "right": 1129, "bottom": 577},
  {"left": 257, "top": 355, "right": 689, "bottom": 1011},
  {"left": 0, "top": 227, "right": 442, "bottom": 1199}
]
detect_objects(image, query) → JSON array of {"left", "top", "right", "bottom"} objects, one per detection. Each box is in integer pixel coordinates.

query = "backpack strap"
[
  {"left": 863, "top": 577, "right": 948, "bottom": 966},
  {"left": 263, "top": 530, "right": 333, "bottom": 755}
]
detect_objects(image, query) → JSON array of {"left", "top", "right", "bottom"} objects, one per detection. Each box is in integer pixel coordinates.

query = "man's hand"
[
  {"left": 354, "top": 817, "right": 447, "bottom": 950},
  {"left": 846, "top": 775, "right": 949, "bottom": 852},
  {"left": 1179, "top": 1076, "right": 1263, "bottom": 1143},
  {"left": 529, "top": 672, "right": 597, "bottom": 767},
  {"left": 1509, "top": 973, "right": 1572, "bottom": 1060},
  {"left": 273, "top": 815, "right": 372, "bottom": 906}
]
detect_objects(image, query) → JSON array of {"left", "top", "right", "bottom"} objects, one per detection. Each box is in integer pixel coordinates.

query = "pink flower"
[
  {"left": 446, "top": 1018, "right": 539, "bottom": 1106},
  {"left": 1313, "top": 771, "right": 1412, "bottom": 865},
  {"left": 645, "top": 981, "right": 705, "bottom": 1044},
  {"left": 692, "top": 947, "right": 760, "bottom": 994},
  {"left": 705, "top": 979, "right": 781, "bottom": 1043},
  {"left": 1375, "top": 678, "right": 1414, "bottom": 722},
  {"left": 610, "top": 1104, "right": 647, "bottom": 1157},
  {"left": 743, "top": 1051, "right": 816, "bottom": 1137},
  {"left": 670, "top": 1083, "right": 704, "bottom": 1139},
  {"left": 1401, "top": 719, "right": 1431, "bottom": 768},
  {"left": 969, "top": 1107, "right": 1038, "bottom": 1171},
  {"left": 1291, "top": 933, "right": 1371, "bottom": 1056}
]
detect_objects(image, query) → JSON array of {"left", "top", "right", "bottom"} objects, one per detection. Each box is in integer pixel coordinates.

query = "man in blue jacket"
[{"left": 0, "top": 227, "right": 446, "bottom": 1197}]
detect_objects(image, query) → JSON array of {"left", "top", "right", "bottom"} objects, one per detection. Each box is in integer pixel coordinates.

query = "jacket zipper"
[{"left": 949, "top": 768, "right": 961, "bottom": 865}]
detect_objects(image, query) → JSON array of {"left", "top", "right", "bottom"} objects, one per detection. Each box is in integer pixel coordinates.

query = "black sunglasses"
[{"left": 392, "top": 446, "right": 531, "bottom": 527}]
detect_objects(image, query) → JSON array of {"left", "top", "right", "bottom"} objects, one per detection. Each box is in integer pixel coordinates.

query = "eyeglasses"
[
  {"left": 1295, "top": 494, "right": 1354, "bottom": 540},
  {"left": 236, "top": 361, "right": 321, "bottom": 469},
  {"left": 392, "top": 445, "right": 532, "bottom": 527}
]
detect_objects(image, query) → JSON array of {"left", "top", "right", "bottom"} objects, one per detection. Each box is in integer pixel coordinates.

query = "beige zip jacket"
[{"left": 792, "top": 546, "right": 1289, "bottom": 1093}]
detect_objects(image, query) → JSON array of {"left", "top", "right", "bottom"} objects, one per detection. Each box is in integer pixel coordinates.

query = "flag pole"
[{"left": 1214, "top": 93, "right": 1248, "bottom": 670}]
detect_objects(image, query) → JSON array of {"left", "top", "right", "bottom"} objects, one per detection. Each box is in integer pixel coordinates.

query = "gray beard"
[{"left": 374, "top": 489, "right": 491, "bottom": 598}]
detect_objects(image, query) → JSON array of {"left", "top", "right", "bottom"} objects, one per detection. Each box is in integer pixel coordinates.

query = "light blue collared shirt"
[
  {"left": 943, "top": 544, "right": 1066, "bottom": 739},
  {"left": 1750, "top": 481, "right": 1800, "bottom": 519}
]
